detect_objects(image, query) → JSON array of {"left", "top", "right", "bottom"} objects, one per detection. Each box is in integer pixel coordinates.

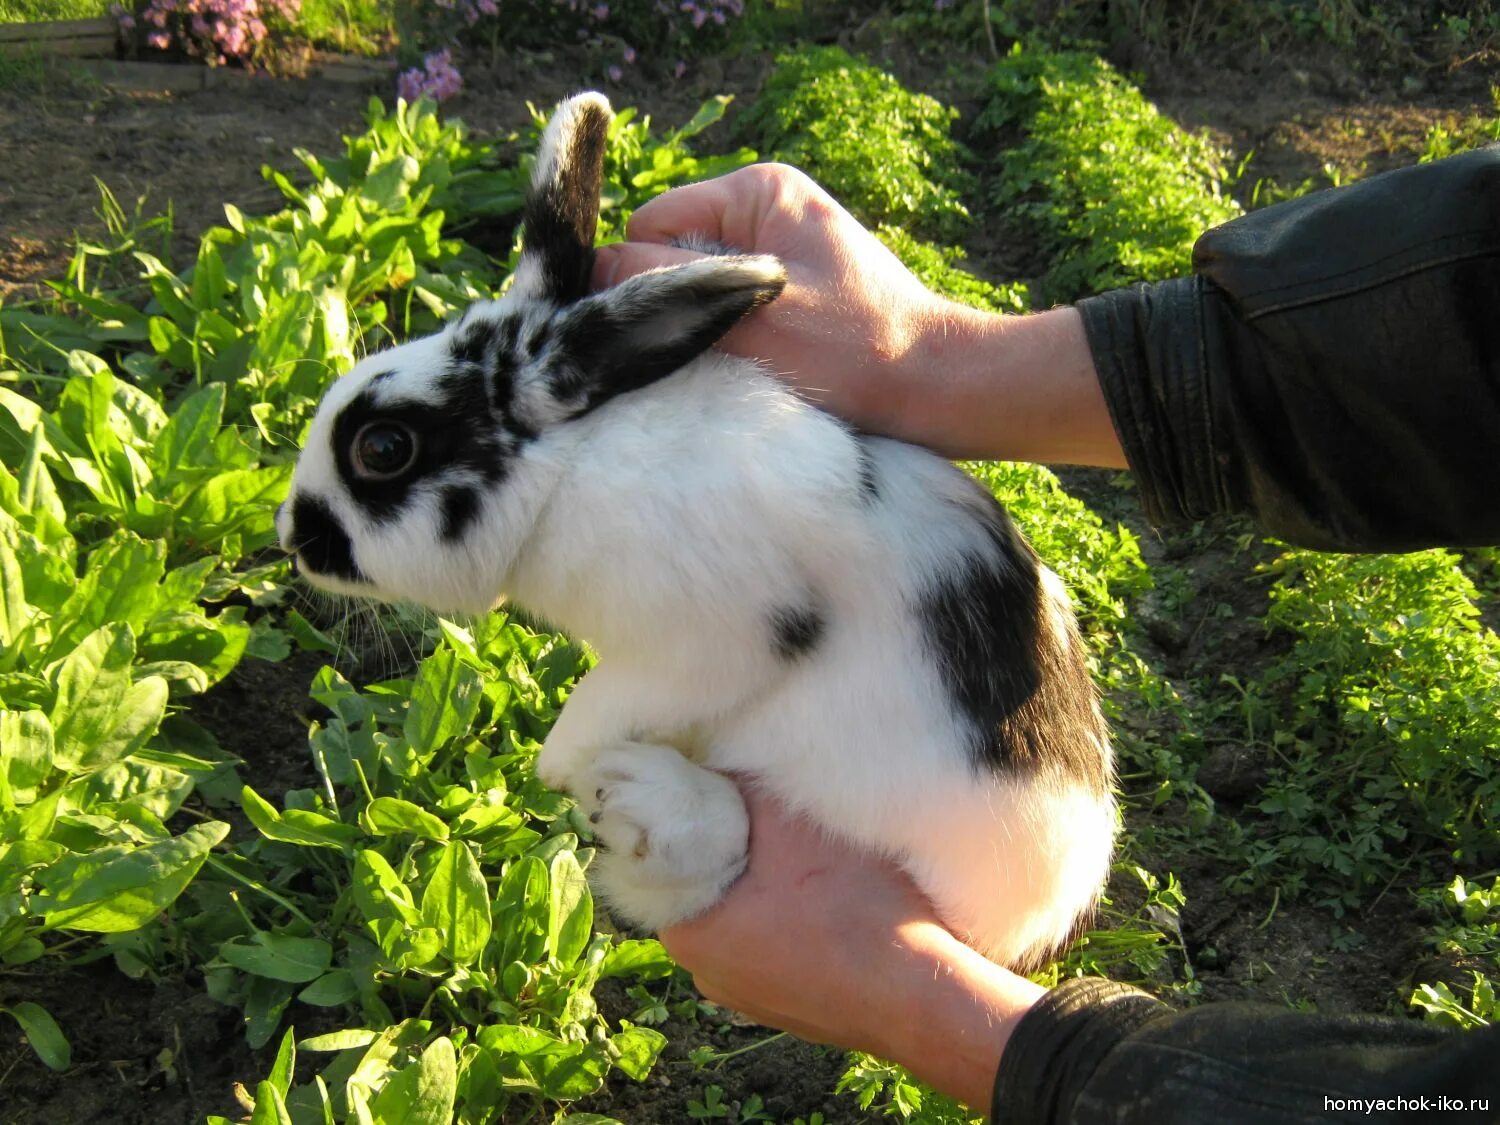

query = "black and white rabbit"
[{"left": 279, "top": 92, "right": 1115, "bottom": 970}]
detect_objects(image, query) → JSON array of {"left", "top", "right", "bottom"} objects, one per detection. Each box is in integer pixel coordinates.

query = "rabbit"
[{"left": 278, "top": 91, "right": 1116, "bottom": 971}]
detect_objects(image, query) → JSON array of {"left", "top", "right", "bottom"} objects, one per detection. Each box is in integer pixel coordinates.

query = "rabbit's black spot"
[
  {"left": 919, "top": 484, "right": 1106, "bottom": 790},
  {"left": 855, "top": 440, "right": 880, "bottom": 503},
  {"left": 450, "top": 323, "right": 491, "bottom": 369},
  {"left": 440, "top": 486, "right": 481, "bottom": 541},
  {"left": 447, "top": 319, "right": 537, "bottom": 443},
  {"left": 289, "top": 494, "right": 366, "bottom": 584},
  {"left": 770, "top": 604, "right": 824, "bottom": 661},
  {"left": 332, "top": 373, "right": 517, "bottom": 523},
  {"left": 526, "top": 321, "right": 551, "bottom": 356}
]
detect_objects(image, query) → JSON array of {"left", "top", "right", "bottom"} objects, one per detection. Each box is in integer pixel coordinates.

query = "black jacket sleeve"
[
  {"left": 992, "top": 978, "right": 1500, "bottom": 1124},
  {"left": 1078, "top": 145, "right": 1500, "bottom": 553}
]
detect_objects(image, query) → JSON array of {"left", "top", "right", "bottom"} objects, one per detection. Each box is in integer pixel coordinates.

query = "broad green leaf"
[
  {"left": 599, "top": 938, "right": 675, "bottom": 981},
  {"left": 345, "top": 1020, "right": 433, "bottom": 1110},
  {"left": 3, "top": 1001, "right": 71, "bottom": 1071},
  {"left": 220, "top": 932, "right": 334, "bottom": 983},
  {"left": 674, "top": 94, "right": 734, "bottom": 141},
  {"left": 368, "top": 1035, "right": 456, "bottom": 1125},
  {"left": 268, "top": 1027, "right": 297, "bottom": 1100},
  {"left": 36, "top": 820, "right": 229, "bottom": 932},
  {"left": 301, "top": 1028, "right": 379, "bottom": 1052},
  {"left": 360, "top": 797, "right": 449, "bottom": 841},
  {"left": 242, "top": 787, "right": 361, "bottom": 852},
  {"left": 48, "top": 623, "right": 135, "bottom": 763},
  {"left": 175, "top": 465, "right": 292, "bottom": 548},
  {"left": 288, "top": 610, "right": 340, "bottom": 654},
  {"left": 608, "top": 1025, "right": 666, "bottom": 1082},
  {"left": 361, "top": 154, "right": 421, "bottom": 211},
  {"left": 70, "top": 676, "right": 168, "bottom": 774},
  {"left": 248, "top": 1080, "right": 293, "bottom": 1125},
  {"left": 496, "top": 855, "right": 549, "bottom": 967},
  {"left": 548, "top": 850, "right": 592, "bottom": 968},
  {"left": 298, "top": 970, "right": 358, "bottom": 1007},
  {"left": 156, "top": 383, "right": 226, "bottom": 480},
  {"left": 1, "top": 710, "right": 53, "bottom": 799},
  {"left": 420, "top": 840, "right": 490, "bottom": 966},
  {"left": 82, "top": 759, "right": 193, "bottom": 822},
  {"left": 351, "top": 849, "right": 422, "bottom": 927},
  {"left": 46, "top": 538, "right": 165, "bottom": 662},
  {"left": 244, "top": 975, "right": 295, "bottom": 1050},
  {"left": 403, "top": 650, "right": 482, "bottom": 751}
]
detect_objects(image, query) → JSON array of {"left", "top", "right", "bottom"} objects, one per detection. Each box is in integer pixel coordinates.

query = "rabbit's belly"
[{"left": 703, "top": 664, "right": 1114, "bottom": 969}]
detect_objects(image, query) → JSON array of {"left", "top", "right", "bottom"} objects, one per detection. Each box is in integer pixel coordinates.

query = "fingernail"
[{"left": 592, "top": 244, "right": 622, "bottom": 290}]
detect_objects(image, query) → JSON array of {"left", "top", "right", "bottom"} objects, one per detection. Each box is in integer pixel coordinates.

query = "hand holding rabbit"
[{"left": 595, "top": 163, "right": 1125, "bottom": 467}]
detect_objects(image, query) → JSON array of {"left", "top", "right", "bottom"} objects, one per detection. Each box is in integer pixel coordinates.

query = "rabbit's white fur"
[{"left": 280, "top": 93, "right": 1116, "bottom": 969}]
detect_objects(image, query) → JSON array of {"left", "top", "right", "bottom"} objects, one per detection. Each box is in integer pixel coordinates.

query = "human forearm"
[
  {"left": 878, "top": 924, "right": 1046, "bottom": 1113},
  {"left": 886, "top": 302, "right": 1126, "bottom": 467}
]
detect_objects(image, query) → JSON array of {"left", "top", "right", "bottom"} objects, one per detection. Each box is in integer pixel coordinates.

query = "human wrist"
[
  {"left": 872, "top": 923, "right": 1047, "bottom": 1112},
  {"left": 892, "top": 302, "right": 1126, "bottom": 468}
]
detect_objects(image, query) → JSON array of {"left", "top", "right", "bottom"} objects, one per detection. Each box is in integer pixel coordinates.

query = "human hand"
[
  {"left": 592, "top": 163, "right": 1125, "bottom": 467},
  {"left": 658, "top": 785, "right": 1046, "bottom": 1111},
  {"left": 591, "top": 163, "right": 962, "bottom": 448}
]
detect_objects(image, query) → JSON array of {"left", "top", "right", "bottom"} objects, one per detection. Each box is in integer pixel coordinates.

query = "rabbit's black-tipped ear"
[
  {"left": 513, "top": 92, "right": 612, "bottom": 305},
  {"left": 546, "top": 255, "right": 787, "bottom": 418}
]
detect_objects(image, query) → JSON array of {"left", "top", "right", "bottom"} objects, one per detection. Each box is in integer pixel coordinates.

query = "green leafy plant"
[
  {"left": 978, "top": 42, "right": 1240, "bottom": 301},
  {"left": 1233, "top": 550, "right": 1500, "bottom": 911},
  {"left": 739, "top": 45, "right": 974, "bottom": 241}
]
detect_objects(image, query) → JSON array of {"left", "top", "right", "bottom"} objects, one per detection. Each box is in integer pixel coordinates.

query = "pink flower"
[
  {"left": 592, "top": 2, "right": 608, "bottom": 17},
  {"left": 147, "top": 29, "right": 170, "bottom": 48},
  {"left": 622, "top": 44, "right": 635, "bottom": 63},
  {"left": 606, "top": 64, "right": 623, "bottom": 81},
  {"left": 673, "top": 59, "right": 687, "bottom": 79},
  {"left": 477, "top": 0, "right": 498, "bottom": 12}
]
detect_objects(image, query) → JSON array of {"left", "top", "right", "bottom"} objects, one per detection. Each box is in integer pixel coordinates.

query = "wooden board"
[{"left": 0, "top": 17, "right": 116, "bottom": 57}]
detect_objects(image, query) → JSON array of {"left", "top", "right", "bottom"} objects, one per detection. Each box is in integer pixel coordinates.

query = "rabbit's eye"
[{"left": 352, "top": 422, "right": 418, "bottom": 480}]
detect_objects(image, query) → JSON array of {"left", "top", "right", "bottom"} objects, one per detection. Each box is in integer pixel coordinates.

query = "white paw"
[
  {"left": 576, "top": 742, "right": 748, "bottom": 930},
  {"left": 536, "top": 738, "right": 587, "bottom": 792}
]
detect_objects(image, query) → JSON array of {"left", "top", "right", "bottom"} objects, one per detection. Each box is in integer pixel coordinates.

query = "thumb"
[{"left": 591, "top": 241, "right": 708, "bottom": 291}]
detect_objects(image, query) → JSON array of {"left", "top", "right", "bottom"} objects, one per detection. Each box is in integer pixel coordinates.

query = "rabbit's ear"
[
  {"left": 512, "top": 92, "right": 612, "bottom": 306},
  {"left": 544, "top": 255, "right": 786, "bottom": 418}
]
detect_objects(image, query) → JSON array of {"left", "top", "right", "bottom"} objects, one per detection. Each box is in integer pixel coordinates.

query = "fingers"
[
  {"left": 626, "top": 163, "right": 818, "bottom": 253},
  {"left": 590, "top": 241, "right": 707, "bottom": 290}
]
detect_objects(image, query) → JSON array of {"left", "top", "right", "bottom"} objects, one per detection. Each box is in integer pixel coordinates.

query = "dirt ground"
[{"left": 1, "top": 28, "right": 1497, "bottom": 1125}]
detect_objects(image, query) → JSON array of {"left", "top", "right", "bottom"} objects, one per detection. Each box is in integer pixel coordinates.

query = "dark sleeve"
[
  {"left": 1077, "top": 145, "right": 1500, "bottom": 552},
  {"left": 992, "top": 977, "right": 1500, "bottom": 1124}
]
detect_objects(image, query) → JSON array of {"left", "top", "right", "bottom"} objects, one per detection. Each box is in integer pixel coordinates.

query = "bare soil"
[{"left": 1, "top": 30, "right": 1496, "bottom": 1125}]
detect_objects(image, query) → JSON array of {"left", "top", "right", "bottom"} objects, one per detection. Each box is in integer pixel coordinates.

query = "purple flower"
[
  {"left": 673, "top": 59, "right": 687, "bottom": 79},
  {"left": 146, "top": 29, "right": 170, "bottom": 48},
  {"left": 622, "top": 44, "right": 636, "bottom": 63},
  {"left": 606, "top": 64, "right": 623, "bottom": 82},
  {"left": 593, "top": 2, "right": 609, "bottom": 17},
  {"left": 398, "top": 48, "right": 463, "bottom": 103}
]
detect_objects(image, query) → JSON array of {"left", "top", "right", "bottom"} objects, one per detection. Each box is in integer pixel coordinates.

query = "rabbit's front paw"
[{"left": 578, "top": 742, "right": 748, "bottom": 930}]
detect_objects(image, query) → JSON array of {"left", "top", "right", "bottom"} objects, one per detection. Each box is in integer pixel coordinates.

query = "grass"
[{"left": 0, "top": 0, "right": 111, "bottom": 21}]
